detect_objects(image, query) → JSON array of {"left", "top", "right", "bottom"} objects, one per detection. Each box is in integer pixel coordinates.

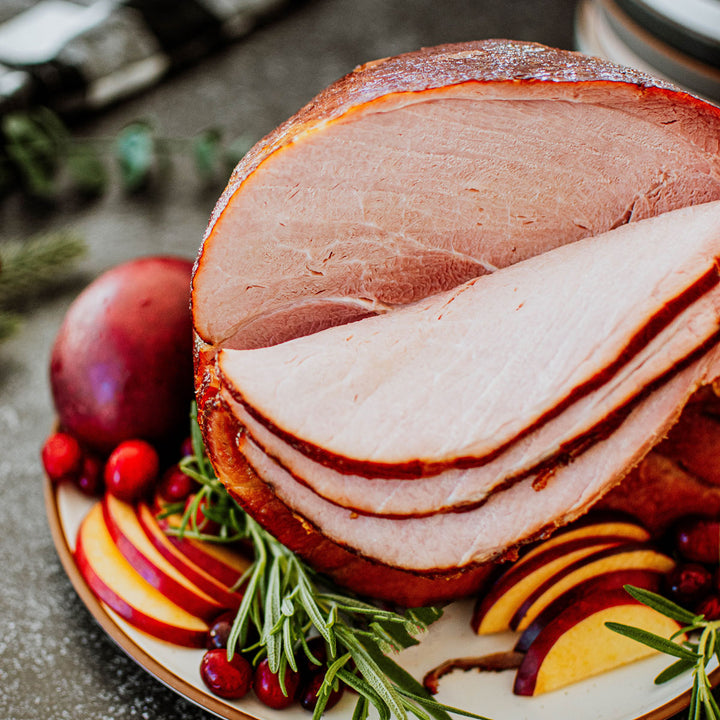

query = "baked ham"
[{"left": 192, "top": 40, "right": 720, "bottom": 605}]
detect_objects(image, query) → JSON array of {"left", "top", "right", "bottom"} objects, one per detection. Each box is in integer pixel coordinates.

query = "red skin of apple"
[
  {"left": 508, "top": 542, "right": 671, "bottom": 630},
  {"left": 513, "top": 588, "right": 661, "bottom": 696},
  {"left": 50, "top": 256, "right": 194, "bottom": 454},
  {"left": 102, "top": 495, "right": 227, "bottom": 621},
  {"left": 154, "top": 511, "right": 251, "bottom": 588},
  {"left": 514, "top": 568, "right": 663, "bottom": 653},
  {"left": 135, "top": 502, "right": 244, "bottom": 609},
  {"left": 75, "top": 504, "right": 209, "bottom": 648},
  {"left": 471, "top": 535, "right": 645, "bottom": 632}
]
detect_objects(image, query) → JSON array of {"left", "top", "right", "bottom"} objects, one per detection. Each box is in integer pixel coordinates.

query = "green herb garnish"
[
  {"left": 166, "top": 405, "right": 490, "bottom": 720},
  {"left": 607, "top": 584, "right": 720, "bottom": 720}
]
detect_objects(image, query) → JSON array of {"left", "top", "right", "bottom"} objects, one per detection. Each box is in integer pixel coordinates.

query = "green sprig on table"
[
  {"left": 0, "top": 230, "right": 87, "bottom": 341},
  {"left": 0, "top": 106, "right": 251, "bottom": 200},
  {"left": 164, "top": 405, "right": 491, "bottom": 720}
]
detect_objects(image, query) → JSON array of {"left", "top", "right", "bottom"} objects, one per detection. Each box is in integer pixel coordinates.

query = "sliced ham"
[
  {"left": 193, "top": 40, "right": 720, "bottom": 604},
  {"left": 201, "top": 393, "right": 497, "bottom": 606},
  {"left": 219, "top": 202, "right": 720, "bottom": 478},
  {"left": 220, "top": 346, "right": 720, "bottom": 571},
  {"left": 224, "top": 271, "right": 720, "bottom": 518}
]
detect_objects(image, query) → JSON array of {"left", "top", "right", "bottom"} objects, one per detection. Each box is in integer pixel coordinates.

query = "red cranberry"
[
  {"left": 665, "top": 563, "right": 714, "bottom": 606},
  {"left": 695, "top": 594, "right": 720, "bottom": 620},
  {"left": 200, "top": 648, "right": 253, "bottom": 700},
  {"left": 104, "top": 439, "right": 159, "bottom": 503},
  {"left": 41, "top": 432, "right": 83, "bottom": 482},
  {"left": 157, "top": 464, "right": 197, "bottom": 503},
  {"left": 299, "top": 670, "right": 345, "bottom": 712},
  {"left": 674, "top": 517, "right": 720, "bottom": 564},
  {"left": 299, "top": 637, "right": 327, "bottom": 675},
  {"left": 254, "top": 658, "right": 301, "bottom": 710},
  {"left": 184, "top": 493, "right": 221, "bottom": 535},
  {"left": 180, "top": 436, "right": 194, "bottom": 457},
  {"left": 76, "top": 454, "right": 104, "bottom": 496},
  {"left": 206, "top": 611, "right": 237, "bottom": 650}
]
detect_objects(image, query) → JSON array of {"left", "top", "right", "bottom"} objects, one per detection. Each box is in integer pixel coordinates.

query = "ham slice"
[
  {"left": 224, "top": 277, "right": 720, "bottom": 518},
  {"left": 226, "top": 347, "right": 720, "bottom": 571},
  {"left": 219, "top": 203, "right": 720, "bottom": 479},
  {"left": 193, "top": 40, "right": 720, "bottom": 604}
]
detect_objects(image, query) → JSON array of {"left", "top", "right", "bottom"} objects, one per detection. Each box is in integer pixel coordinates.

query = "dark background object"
[{"left": 576, "top": 0, "right": 720, "bottom": 102}]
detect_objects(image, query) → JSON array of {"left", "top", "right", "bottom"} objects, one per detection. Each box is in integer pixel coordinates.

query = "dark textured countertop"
[{"left": 2, "top": 1, "right": 679, "bottom": 719}]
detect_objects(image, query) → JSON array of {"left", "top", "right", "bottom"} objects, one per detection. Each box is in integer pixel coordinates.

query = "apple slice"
[
  {"left": 102, "top": 494, "right": 229, "bottom": 620},
  {"left": 472, "top": 536, "right": 640, "bottom": 634},
  {"left": 157, "top": 510, "right": 251, "bottom": 587},
  {"left": 75, "top": 503, "right": 209, "bottom": 647},
  {"left": 513, "top": 515, "right": 650, "bottom": 569},
  {"left": 513, "top": 587, "right": 683, "bottom": 695},
  {"left": 137, "top": 502, "right": 245, "bottom": 609},
  {"left": 514, "top": 568, "right": 664, "bottom": 653},
  {"left": 511, "top": 543, "right": 675, "bottom": 631}
]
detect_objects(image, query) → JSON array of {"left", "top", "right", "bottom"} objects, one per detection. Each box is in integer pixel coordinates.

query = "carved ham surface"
[
  {"left": 192, "top": 40, "right": 720, "bottom": 605},
  {"left": 218, "top": 203, "right": 720, "bottom": 478},
  {"left": 192, "top": 41, "right": 720, "bottom": 352}
]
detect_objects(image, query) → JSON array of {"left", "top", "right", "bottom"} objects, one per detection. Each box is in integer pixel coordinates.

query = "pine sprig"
[
  {"left": 0, "top": 230, "right": 87, "bottom": 341},
  {"left": 607, "top": 584, "right": 720, "bottom": 720},
  {"left": 166, "top": 405, "right": 491, "bottom": 720},
  {"left": 0, "top": 230, "right": 86, "bottom": 308}
]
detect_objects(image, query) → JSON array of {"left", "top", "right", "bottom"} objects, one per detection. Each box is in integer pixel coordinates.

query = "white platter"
[{"left": 46, "top": 478, "right": 713, "bottom": 720}]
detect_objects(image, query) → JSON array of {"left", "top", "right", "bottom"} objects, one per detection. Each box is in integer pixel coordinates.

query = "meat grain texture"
[{"left": 192, "top": 39, "right": 720, "bottom": 605}]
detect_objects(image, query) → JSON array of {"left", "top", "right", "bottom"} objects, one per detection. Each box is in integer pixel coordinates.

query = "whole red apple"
[{"left": 50, "top": 256, "right": 194, "bottom": 453}]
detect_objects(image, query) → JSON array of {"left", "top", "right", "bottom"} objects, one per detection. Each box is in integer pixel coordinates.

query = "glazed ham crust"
[{"left": 192, "top": 39, "right": 720, "bottom": 605}]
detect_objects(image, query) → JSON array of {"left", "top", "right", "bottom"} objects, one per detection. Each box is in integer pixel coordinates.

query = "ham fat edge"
[{"left": 192, "top": 40, "right": 720, "bottom": 604}]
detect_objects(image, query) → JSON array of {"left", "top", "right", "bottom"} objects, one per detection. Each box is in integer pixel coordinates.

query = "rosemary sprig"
[
  {"left": 607, "top": 585, "right": 720, "bottom": 720},
  {"left": 167, "top": 405, "right": 491, "bottom": 720}
]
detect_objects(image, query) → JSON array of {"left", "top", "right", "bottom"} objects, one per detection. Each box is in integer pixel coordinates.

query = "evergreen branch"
[{"left": 0, "top": 230, "right": 86, "bottom": 309}]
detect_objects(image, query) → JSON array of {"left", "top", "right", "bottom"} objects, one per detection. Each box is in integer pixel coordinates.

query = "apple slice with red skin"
[
  {"left": 156, "top": 510, "right": 251, "bottom": 587},
  {"left": 513, "top": 587, "right": 683, "bottom": 696},
  {"left": 472, "top": 534, "right": 647, "bottom": 634},
  {"left": 510, "top": 543, "right": 675, "bottom": 631},
  {"left": 75, "top": 503, "right": 209, "bottom": 647},
  {"left": 102, "top": 494, "right": 229, "bottom": 621},
  {"left": 136, "top": 502, "right": 245, "bottom": 610},
  {"left": 514, "top": 568, "right": 664, "bottom": 652},
  {"left": 512, "top": 515, "right": 650, "bottom": 570}
]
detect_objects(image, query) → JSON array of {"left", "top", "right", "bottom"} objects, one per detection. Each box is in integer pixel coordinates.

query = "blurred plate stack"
[{"left": 575, "top": 0, "right": 720, "bottom": 103}]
